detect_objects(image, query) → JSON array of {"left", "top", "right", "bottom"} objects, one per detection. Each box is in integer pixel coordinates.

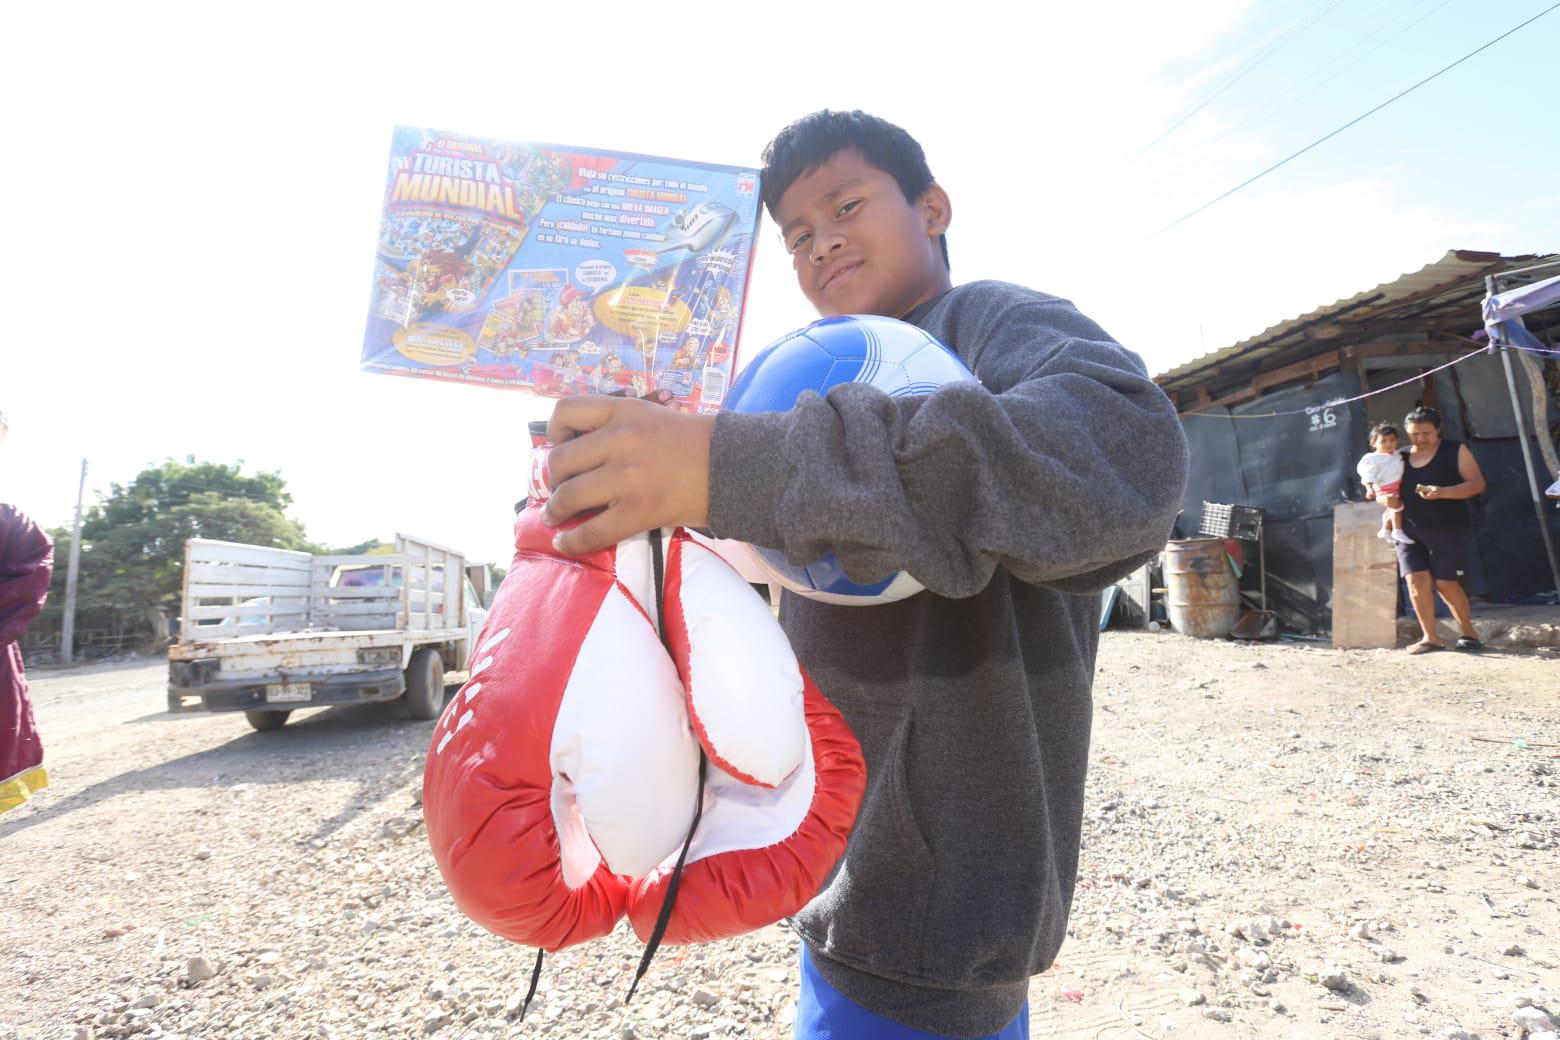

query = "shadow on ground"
[{"left": 0, "top": 685, "right": 459, "bottom": 843}]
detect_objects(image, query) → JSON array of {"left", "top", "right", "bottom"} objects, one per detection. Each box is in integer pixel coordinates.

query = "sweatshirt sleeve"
[{"left": 706, "top": 287, "right": 1188, "bottom": 599}]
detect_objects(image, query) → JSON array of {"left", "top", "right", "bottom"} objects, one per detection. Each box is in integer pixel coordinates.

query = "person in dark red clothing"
[
  {"left": 0, "top": 509, "right": 54, "bottom": 813},
  {"left": 1, "top": 416, "right": 56, "bottom": 814}
]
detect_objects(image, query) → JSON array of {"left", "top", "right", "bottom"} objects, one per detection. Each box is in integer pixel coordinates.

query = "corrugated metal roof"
[{"left": 1154, "top": 249, "right": 1556, "bottom": 396}]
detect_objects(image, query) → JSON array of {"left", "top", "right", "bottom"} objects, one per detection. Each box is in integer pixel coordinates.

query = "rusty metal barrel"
[{"left": 1164, "top": 538, "right": 1240, "bottom": 638}]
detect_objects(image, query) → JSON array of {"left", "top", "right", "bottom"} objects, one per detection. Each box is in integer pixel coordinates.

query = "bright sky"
[{"left": 3, "top": 0, "right": 1557, "bottom": 567}]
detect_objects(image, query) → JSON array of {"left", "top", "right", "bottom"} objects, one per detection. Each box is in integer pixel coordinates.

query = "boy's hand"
[{"left": 542, "top": 395, "right": 715, "bottom": 556}]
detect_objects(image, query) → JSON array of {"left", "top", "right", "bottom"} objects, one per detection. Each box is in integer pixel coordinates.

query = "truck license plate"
[{"left": 266, "top": 683, "right": 311, "bottom": 703}]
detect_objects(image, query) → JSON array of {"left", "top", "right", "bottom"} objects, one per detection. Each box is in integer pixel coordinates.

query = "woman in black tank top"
[
  {"left": 1401, "top": 439, "right": 1470, "bottom": 530},
  {"left": 1397, "top": 407, "right": 1487, "bottom": 654}
]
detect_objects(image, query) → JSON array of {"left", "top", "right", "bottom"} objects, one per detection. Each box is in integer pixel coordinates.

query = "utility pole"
[{"left": 61, "top": 458, "right": 86, "bottom": 664}]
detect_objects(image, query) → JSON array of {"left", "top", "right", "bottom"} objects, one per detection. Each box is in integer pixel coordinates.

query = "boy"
[{"left": 541, "top": 110, "right": 1187, "bottom": 1038}]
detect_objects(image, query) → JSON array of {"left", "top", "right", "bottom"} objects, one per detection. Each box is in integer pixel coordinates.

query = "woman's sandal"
[
  {"left": 1455, "top": 636, "right": 1485, "bottom": 651},
  {"left": 1406, "top": 640, "right": 1443, "bottom": 655}
]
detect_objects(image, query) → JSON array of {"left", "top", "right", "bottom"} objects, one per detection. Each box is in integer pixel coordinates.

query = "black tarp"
[
  {"left": 1442, "top": 354, "right": 1560, "bottom": 598},
  {"left": 1177, "top": 360, "right": 1560, "bottom": 631},
  {"left": 1177, "top": 371, "right": 1367, "bottom": 631},
  {"left": 1464, "top": 439, "right": 1560, "bottom": 599}
]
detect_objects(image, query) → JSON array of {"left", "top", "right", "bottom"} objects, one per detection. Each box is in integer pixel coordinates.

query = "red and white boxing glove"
[
  {"left": 625, "top": 531, "right": 865, "bottom": 945},
  {"left": 422, "top": 435, "right": 700, "bottom": 950},
  {"left": 423, "top": 429, "right": 864, "bottom": 952},
  {"left": 629, "top": 671, "right": 864, "bottom": 943}
]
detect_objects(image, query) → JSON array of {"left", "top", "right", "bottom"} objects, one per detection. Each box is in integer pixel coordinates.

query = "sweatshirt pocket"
[{"left": 799, "top": 701, "right": 936, "bottom": 978}]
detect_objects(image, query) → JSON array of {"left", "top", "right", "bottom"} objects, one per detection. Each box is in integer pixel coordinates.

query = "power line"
[
  {"left": 1157, "top": 1, "right": 1560, "bottom": 235},
  {"left": 1182, "top": 346, "right": 1483, "bottom": 418},
  {"left": 1066, "top": 0, "right": 1450, "bottom": 227},
  {"left": 1053, "top": 0, "right": 1350, "bottom": 218},
  {"left": 1226, "top": 0, "right": 1458, "bottom": 143},
  {"left": 1127, "top": 0, "right": 1351, "bottom": 162}
]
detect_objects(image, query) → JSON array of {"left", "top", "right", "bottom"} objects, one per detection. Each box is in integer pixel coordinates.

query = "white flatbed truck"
[{"left": 167, "top": 534, "right": 487, "bottom": 731}]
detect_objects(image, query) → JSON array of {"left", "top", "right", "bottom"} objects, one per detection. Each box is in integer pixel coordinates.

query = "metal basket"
[{"left": 1199, "top": 502, "right": 1264, "bottom": 541}]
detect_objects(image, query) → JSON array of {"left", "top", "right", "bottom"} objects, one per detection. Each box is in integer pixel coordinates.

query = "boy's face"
[{"left": 774, "top": 149, "right": 951, "bottom": 319}]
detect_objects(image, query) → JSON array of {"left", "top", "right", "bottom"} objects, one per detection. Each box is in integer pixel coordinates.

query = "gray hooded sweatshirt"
[{"left": 707, "top": 280, "right": 1188, "bottom": 1037}]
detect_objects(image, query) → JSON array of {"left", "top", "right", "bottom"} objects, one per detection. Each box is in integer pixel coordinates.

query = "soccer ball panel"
[
  {"left": 753, "top": 549, "right": 925, "bottom": 605},
  {"left": 724, "top": 314, "right": 977, "bottom": 605}
]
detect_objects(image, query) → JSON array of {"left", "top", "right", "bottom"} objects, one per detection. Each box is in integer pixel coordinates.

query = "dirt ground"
[{"left": 2, "top": 633, "right": 1556, "bottom": 1040}]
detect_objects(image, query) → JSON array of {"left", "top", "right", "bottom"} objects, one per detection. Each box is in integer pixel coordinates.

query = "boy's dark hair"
[
  {"left": 760, "top": 109, "right": 950, "bottom": 271},
  {"left": 1370, "top": 422, "right": 1400, "bottom": 445},
  {"left": 1404, "top": 405, "right": 1442, "bottom": 429}
]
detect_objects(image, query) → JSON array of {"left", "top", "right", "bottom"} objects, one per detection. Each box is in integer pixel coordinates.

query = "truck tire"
[
  {"left": 245, "top": 710, "right": 291, "bottom": 732},
  {"left": 405, "top": 648, "right": 446, "bottom": 721}
]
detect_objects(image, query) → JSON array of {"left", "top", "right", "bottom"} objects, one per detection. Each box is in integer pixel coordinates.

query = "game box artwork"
[{"left": 361, "top": 127, "right": 763, "bottom": 413}]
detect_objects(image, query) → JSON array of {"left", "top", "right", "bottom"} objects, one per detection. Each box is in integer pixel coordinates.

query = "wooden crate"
[{"left": 1331, "top": 502, "right": 1399, "bottom": 649}]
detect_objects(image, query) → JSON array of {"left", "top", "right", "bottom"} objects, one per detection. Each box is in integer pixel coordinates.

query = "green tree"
[
  {"left": 327, "top": 537, "right": 394, "bottom": 556},
  {"left": 47, "top": 459, "right": 311, "bottom": 645}
]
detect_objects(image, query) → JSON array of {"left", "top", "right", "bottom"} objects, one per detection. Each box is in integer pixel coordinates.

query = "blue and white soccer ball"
[{"left": 724, "top": 314, "right": 978, "bottom": 605}]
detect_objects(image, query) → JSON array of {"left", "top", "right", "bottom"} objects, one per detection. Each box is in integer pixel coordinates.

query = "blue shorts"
[{"left": 795, "top": 946, "right": 1030, "bottom": 1040}]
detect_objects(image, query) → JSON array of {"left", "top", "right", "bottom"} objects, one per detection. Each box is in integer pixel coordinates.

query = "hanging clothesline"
[
  {"left": 1501, "top": 340, "right": 1560, "bottom": 357},
  {"left": 1182, "top": 346, "right": 1487, "bottom": 420}
]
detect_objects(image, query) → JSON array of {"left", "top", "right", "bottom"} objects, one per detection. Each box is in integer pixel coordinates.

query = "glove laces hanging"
[{"left": 627, "top": 526, "right": 706, "bottom": 1004}]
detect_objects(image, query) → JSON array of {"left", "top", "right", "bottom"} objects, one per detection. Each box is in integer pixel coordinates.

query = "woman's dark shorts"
[{"left": 1395, "top": 524, "right": 1471, "bottom": 582}]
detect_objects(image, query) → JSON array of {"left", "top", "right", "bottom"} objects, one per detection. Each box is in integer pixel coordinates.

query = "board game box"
[{"left": 361, "top": 127, "right": 762, "bottom": 413}]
